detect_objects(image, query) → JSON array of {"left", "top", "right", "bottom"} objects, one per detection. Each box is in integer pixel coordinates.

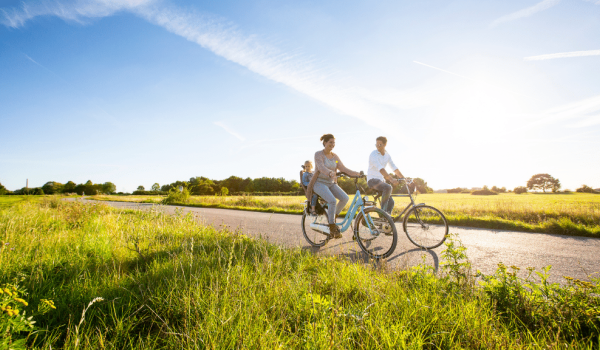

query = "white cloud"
[
  {"left": 1, "top": 1, "right": 434, "bottom": 131},
  {"left": 0, "top": 0, "right": 153, "bottom": 28},
  {"left": 213, "top": 121, "right": 246, "bottom": 141},
  {"left": 490, "top": 0, "right": 560, "bottom": 27},
  {"left": 524, "top": 49, "right": 600, "bottom": 61}
]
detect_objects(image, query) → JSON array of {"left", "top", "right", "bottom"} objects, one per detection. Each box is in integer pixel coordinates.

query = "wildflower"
[
  {"left": 4, "top": 288, "right": 12, "bottom": 296},
  {"left": 510, "top": 265, "right": 520, "bottom": 271},
  {"left": 14, "top": 297, "right": 28, "bottom": 306}
]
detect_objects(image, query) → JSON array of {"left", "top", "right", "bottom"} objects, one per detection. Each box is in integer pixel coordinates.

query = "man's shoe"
[{"left": 329, "top": 224, "right": 342, "bottom": 239}]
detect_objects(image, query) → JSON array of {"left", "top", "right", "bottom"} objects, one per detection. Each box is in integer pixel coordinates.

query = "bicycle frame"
[
  {"left": 375, "top": 179, "right": 425, "bottom": 222},
  {"left": 309, "top": 174, "right": 379, "bottom": 234}
]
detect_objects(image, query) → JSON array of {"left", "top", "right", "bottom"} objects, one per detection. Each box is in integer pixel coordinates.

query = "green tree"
[
  {"left": 137, "top": 186, "right": 145, "bottom": 191},
  {"left": 42, "top": 181, "right": 64, "bottom": 195},
  {"left": 413, "top": 178, "right": 432, "bottom": 193},
  {"left": 220, "top": 187, "right": 229, "bottom": 196},
  {"left": 527, "top": 174, "right": 561, "bottom": 193},
  {"left": 102, "top": 182, "right": 117, "bottom": 194},
  {"left": 0, "top": 182, "right": 7, "bottom": 195},
  {"left": 63, "top": 181, "right": 76, "bottom": 193},
  {"left": 151, "top": 183, "right": 160, "bottom": 192}
]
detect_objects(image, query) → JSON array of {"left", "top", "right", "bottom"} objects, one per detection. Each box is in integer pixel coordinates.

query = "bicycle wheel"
[
  {"left": 301, "top": 211, "right": 330, "bottom": 247},
  {"left": 354, "top": 207, "right": 397, "bottom": 259},
  {"left": 403, "top": 205, "right": 448, "bottom": 249}
]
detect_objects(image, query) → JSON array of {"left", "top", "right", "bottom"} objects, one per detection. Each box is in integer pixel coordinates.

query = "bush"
[
  {"left": 447, "top": 188, "right": 464, "bottom": 194},
  {"left": 161, "top": 187, "right": 190, "bottom": 204},
  {"left": 514, "top": 186, "right": 528, "bottom": 194},
  {"left": 471, "top": 186, "right": 498, "bottom": 196},
  {"left": 576, "top": 185, "right": 595, "bottom": 193}
]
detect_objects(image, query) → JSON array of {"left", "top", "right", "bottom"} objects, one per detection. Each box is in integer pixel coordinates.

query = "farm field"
[
  {"left": 90, "top": 192, "right": 600, "bottom": 238},
  {"left": 1, "top": 198, "right": 599, "bottom": 348}
]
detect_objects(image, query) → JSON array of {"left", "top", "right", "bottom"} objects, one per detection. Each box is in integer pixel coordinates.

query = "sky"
[{"left": 1, "top": 0, "right": 599, "bottom": 193}]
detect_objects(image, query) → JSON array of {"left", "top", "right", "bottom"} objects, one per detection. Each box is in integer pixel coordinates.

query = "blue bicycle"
[{"left": 301, "top": 172, "right": 398, "bottom": 259}]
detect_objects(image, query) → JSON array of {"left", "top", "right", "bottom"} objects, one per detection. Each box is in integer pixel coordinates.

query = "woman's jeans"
[
  {"left": 313, "top": 182, "right": 349, "bottom": 224},
  {"left": 367, "top": 179, "right": 394, "bottom": 214}
]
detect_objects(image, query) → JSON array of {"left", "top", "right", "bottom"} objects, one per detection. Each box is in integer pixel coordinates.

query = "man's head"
[{"left": 376, "top": 136, "right": 387, "bottom": 154}]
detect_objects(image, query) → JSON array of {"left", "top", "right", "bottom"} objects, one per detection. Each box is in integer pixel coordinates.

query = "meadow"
[
  {"left": 90, "top": 192, "right": 600, "bottom": 237},
  {"left": 1, "top": 198, "right": 599, "bottom": 348}
]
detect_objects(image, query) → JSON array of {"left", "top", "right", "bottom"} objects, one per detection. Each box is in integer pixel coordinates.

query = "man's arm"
[{"left": 379, "top": 169, "right": 399, "bottom": 185}]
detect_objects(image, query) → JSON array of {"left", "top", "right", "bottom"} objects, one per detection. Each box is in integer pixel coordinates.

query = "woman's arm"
[{"left": 335, "top": 154, "right": 360, "bottom": 177}]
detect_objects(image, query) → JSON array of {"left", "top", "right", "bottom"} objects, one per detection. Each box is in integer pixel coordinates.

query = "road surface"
[{"left": 77, "top": 199, "right": 600, "bottom": 284}]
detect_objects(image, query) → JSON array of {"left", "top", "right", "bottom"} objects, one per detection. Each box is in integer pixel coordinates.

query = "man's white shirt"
[{"left": 367, "top": 150, "right": 398, "bottom": 182}]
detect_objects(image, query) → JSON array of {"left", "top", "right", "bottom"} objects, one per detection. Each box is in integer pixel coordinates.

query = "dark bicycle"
[{"left": 370, "top": 178, "right": 449, "bottom": 249}]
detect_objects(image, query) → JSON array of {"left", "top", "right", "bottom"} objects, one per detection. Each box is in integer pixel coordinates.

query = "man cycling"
[{"left": 367, "top": 136, "right": 404, "bottom": 214}]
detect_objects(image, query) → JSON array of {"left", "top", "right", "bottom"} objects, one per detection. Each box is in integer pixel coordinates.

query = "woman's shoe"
[{"left": 329, "top": 224, "right": 342, "bottom": 239}]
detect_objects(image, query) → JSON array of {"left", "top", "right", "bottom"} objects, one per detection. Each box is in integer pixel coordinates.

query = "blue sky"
[{"left": 1, "top": 0, "right": 599, "bottom": 192}]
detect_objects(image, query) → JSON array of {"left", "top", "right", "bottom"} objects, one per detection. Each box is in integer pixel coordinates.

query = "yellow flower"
[{"left": 14, "top": 298, "right": 28, "bottom": 306}]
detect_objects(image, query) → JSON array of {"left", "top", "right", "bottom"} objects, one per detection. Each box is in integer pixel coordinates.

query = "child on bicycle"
[{"left": 302, "top": 161, "right": 318, "bottom": 216}]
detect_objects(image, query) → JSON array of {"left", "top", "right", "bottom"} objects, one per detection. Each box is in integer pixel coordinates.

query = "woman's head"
[
  {"left": 304, "top": 160, "right": 313, "bottom": 171},
  {"left": 320, "top": 134, "right": 335, "bottom": 150}
]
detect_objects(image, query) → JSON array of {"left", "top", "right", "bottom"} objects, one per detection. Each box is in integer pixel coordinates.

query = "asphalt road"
[{"left": 79, "top": 199, "right": 600, "bottom": 284}]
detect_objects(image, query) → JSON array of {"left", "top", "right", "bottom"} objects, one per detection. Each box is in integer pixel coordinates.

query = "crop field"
[
  {"left": 91, "top": 192, "right": 600, "bottom": 237},
  {"left": 1, "top": 198, "right": 599, "bottom": 348}
]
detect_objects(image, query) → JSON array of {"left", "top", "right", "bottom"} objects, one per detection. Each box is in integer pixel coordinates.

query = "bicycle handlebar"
[{"left": 336, "top": 172, "right": 366, "bottom": 179}]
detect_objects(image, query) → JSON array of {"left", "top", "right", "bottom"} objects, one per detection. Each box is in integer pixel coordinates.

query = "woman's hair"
[{"left": 320, "top": 134, "right": 335, "bottom": 146}]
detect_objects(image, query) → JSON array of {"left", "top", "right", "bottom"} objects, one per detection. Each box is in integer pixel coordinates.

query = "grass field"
[
  {"left": 1, "top": 198, "right": 599, "bottom": 348},
  {"left": 90, "top": 192, "right": 600, "bottom": 237}
]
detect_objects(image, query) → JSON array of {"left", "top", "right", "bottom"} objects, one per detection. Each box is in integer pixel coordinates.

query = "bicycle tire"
[
  {"left": 354, "top": 207, "right": 398, "bottom": 259},
  {"left": 301, "top": 211, "right": 329, "bottom": 247},
  {"left": 403, "top": 205, "right": 448, "bottom": 249}
]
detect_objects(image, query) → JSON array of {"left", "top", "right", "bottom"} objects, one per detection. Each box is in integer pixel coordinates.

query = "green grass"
[
  {"left": 1, "top": 199, "right": 599, "bottom": 348},
  {"left": 91, "top": 192, "right": 600, "bottom": 237},
  {"left": 0, "top": 195, "right": 41, "bottom": 209}
]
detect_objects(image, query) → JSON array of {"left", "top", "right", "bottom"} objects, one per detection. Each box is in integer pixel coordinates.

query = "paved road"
[{"left": 79, "top": 199, "right": 600, "bottom": 284}]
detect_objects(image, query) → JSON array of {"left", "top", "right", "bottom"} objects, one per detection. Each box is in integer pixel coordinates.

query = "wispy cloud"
[
  {"left": 522, "top": 93, "right": 600, "bottom": 128},
  {"left": 213, "top": 121, "right": 246, "bottom": 141},
  {"left": 0, "top": 0, "right": 153, "bottom": 27},
  {"left": 490, "top": 0, "right": 560, "bottom": 27},
  {"left": 524, "top": 49, "right": 600, "bottom": 61},
  {"left": 1, "top": 0, "right": 433, "bottom": 130},
  {"left": 413, "top": 60, "right": 527, "bottom": 98}
]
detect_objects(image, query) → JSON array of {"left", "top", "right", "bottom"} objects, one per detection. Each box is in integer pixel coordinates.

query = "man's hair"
[{"left": 376, "top": 136, "right": 387, "bottom": 145}]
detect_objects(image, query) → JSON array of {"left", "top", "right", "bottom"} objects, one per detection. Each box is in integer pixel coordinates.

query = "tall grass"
[
  {"left": 90, "top": 193, "right": 600, "bottom": 237},
  {"left": 1, "top": 200, "right": 599, "bottom": 348}
]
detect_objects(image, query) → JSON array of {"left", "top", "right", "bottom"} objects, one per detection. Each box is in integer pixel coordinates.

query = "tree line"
[
  {"left": 0, "top": 180, "right": 116, "bottom": 195},
  {"left": 135, "top": 176, "right": 303, "bottom": 196}
]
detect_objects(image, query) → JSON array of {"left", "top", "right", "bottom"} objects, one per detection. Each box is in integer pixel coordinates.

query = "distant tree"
[
  {"left": 102, "top": 182, "right": 117, "bottom": 194},
  {"left": 220, "top": 187, "right": 229, "bottom": 196},
  {"left": 137, "top": 186, "right": 145, "bottom": 191},
  {"left": 0, "top": 182, "right": 7, "bottom": 195},
  {"left": 514, "top": 186, "right": 528, "bottom": 194},
  {"left": 576, "top": 184, "right": 595, "bottom": 193},
  {"left": 527, "top": 174, "right": 560, "bottom": 193},
  {"left": 413, "top": 178, "right": 432, "bottom": 193},
  {"left": 151, "top": 183, "right": 160, "bottom": 192},
  {"left": 63, "top": 181, "right": 76, "bottom": 193},
  {"left": 42, "top": 181, "right": 64, "bottom": 195},
  {"left": 34, "top": 188, "right": 44, "bottom": 195}
]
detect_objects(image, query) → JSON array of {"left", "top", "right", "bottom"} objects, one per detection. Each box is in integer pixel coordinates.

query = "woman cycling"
[{"left": 307, "top": 134, "right": 361, "bottom": 238}]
